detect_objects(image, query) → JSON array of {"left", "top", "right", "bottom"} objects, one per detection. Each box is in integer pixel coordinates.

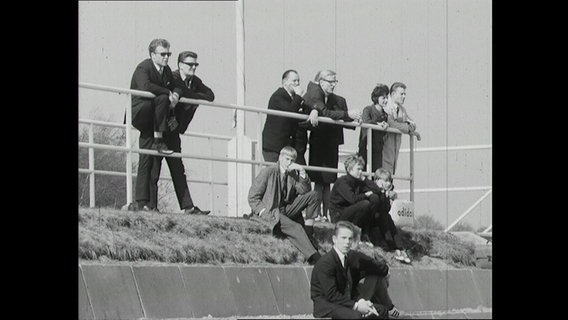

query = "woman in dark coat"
[{"left": 358, "top": 84, "right": 390, "bottom": 172}]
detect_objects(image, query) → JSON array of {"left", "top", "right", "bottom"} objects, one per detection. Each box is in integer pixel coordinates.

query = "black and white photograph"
[{"left": 78, "top": 1, "right": 492, "bottom": 319}]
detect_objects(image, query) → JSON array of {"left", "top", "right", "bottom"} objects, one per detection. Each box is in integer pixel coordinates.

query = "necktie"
[
  {"left": 345, "top": 258, "right": 352, "bottom": 293},
  {"left": 281, "top": 172, "right": 288, "bottom": 201},
  {"left": 185, "top": 77, "right": 191, "bottom": 88}
]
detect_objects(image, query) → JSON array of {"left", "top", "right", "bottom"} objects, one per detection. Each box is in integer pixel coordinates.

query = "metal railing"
[{"left": 79, "top": 82, "right": 419, "bottom": 212}]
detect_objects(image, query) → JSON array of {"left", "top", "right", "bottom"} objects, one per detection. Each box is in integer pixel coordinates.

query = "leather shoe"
[
  {"left": 184, "top": 206, "right": 211, "bottom": 215},
  {"left": 152, "top": 138, "right": 174, "bottom": 155}
]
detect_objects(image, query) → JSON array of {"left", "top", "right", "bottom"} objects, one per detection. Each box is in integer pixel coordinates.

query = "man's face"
[
  {"left": 279, "top": 153, "right": 295, "bottom": 171},
  {"left": 391, "top": 87, "right": 406, "bottom": 105},
  {"left": 283, "top": 72, "right": 300, "bottom": 92},
  {"left": 377, "top": 176, "right": 392, "bottom": 190},
  {"left": 332, "top": 227, "right": 354, "bottom": 255},
  {"left": 319, "top": 75, "right": 338, "bottom": 95},
  {"left": 179, "top": 56, "right": 199, "bottom": 77},
  {"left": 348, "top": 164, "right": 364, "bottom": 180},
  {"left": 151, "top": 45, "right": 171, "bottom": 68}
]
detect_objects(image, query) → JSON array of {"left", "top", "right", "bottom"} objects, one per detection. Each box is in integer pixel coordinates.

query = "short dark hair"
[
  {"left": 282, "top": 69, "right": 297, "bottom": 81},
  {"left": 148, "top": 39, "right": 170, "bottom": 56},
  {"left": 177, "top": 51, "right": 198, "bottom": 64},
  {"left": 371, "top": 83, "right": 390, "bottom": 104},
  {"left": 390, "top": 82, "right": 407, "bottom": 95}
]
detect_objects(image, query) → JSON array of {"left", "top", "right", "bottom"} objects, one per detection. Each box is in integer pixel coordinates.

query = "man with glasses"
[
  {"left": 127, "top": 38, "right": 183, "bottom": 212},
  {"left": 146, "top": 51, "right": 215, "bottom": 215},
  {"left": 296, "top": 70, "right": 361, "bottom": 223}
]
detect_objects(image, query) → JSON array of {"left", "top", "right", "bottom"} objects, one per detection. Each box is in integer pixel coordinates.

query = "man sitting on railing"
[
  {"left": 248, "top": 146, "right": 322, "bottom": 265},
  {"left": 126, "top": 38, "right": 183, "bottom": 212},
  {"left": 146, "top": 50, "right": 215, "bottom": 215}
]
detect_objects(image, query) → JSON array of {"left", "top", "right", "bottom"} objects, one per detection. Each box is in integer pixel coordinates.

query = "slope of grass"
[{"left": 79, "top": 207, "right": 477, "bottom": 268}]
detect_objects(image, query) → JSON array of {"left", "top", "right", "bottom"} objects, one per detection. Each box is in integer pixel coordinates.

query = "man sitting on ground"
[
  {"left": 310, "top": 220, "right": 401, "bottom": 319},
  {"left": 248, "top": 146, "right": 322, "bottom": 264}
]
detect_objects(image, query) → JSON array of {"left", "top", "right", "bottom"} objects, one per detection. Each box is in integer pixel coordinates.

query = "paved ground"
[{"left": 135, "top": 307, "right": 492, "bottom": 319}]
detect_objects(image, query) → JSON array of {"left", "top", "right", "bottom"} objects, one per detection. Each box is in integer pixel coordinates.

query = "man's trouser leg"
[
  {"left": 162, "top": 131, "right": 194, "bottom": 210},
  {"left": 357, "top": 275, "right": 394, "bottom": 312},
  {"left": 278, "top": 214, "right": 316, "bottom": 259}
]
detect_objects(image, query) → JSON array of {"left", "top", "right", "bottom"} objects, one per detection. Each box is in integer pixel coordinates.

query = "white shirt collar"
[
  {"left": 333, "top": 247, "right": 346, "bottom": 267},
  {"left": 153, "top": 62, "right": 163, "bottom": 74}
]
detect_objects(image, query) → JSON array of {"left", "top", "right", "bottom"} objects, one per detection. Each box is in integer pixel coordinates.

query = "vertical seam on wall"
[
  {"left": 79, "top": 265, "right": 97, "bottom": 319},
  {"left": 130, "top": 266, "right": 147, "bottom": 318},
  {"left": 282, "top": 0, "right": 285, "bottom": 71},
  {"left": 334, "top": 0, "right": 337, "bottom": 71},
  {"left": 445, "top": 0, "right": 450, "bottom": 312}
]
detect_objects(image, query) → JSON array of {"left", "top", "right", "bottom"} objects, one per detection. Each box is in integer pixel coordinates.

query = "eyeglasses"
[
  {"left": 155, "top": 52, "right": 172, "bottom": 57},
  {"left": 181, "top": 62, "right": 199, "bottom": 68},
  {"left": 322, "top": 79, "right": 338, "bottom": 84}
]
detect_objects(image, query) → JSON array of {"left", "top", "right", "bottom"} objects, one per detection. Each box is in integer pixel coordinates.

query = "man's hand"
[
  {"left": 378, "top": 121, "right": 389, "bottom": 131},
  {"left": 365, "top": 191, "right": 374, "bottom": 197},
  {"left": 308, "top": 109, "right": 319, "bottom": 127},
  {"left": 354, "top": 299, "right": 375, "bottom": 315},
  {"left": 348, "top": 109, "right": 362, "bottom": 121},
  {"left": 287, "top": 163, "right": 306, "bottom": 178},
  {"left": 169, "top": 91, "right": 180, "bottom": 109}
]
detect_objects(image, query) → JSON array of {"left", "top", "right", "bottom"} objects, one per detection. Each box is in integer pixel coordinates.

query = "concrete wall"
[
  {"left": 78, "top": 0, "right": 491, "bottom": 229},
  {"left": 79, "top": 264, "right": 491, "bottom": 319}
]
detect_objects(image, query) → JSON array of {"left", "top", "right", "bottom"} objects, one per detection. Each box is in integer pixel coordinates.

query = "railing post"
[
  {"left": 366, "top": 127, "right": 372, "bottom": 173},
  {"left": 208, "top": 137, "right": 214, "bottom": 214},
  {"left": 125, "top": 95, "right": 133, "bottom": 206},
  {"left": 88, "top": 123, "right": 95, "bottom": 208},
  {"left": 257, "top": 111, "right": 263, "bottom": 174},
  {"left": 409, "top": 134, "right": 415, "bottom": 201}
]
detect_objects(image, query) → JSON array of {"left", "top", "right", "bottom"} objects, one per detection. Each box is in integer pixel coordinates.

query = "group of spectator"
[{"left": 125, "top": 38, "right": 420, "bottom": 319}]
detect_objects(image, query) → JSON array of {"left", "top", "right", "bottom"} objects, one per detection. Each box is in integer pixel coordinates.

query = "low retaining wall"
[{"left": 79, "top": 264, "right": 491, "bottom": 319}]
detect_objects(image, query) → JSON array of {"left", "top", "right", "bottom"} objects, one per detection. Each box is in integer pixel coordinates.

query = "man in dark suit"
[
  {"left": 147, "top": 51, "right": 215, "bottom": 214},
  {"left": 248, "top": 146, "right": 322, "bottom": 264},
  {"left": 128, "top": 38, "right": 183, "bottom": 211},
  {"left": 310, "top": 220, "right": 401, "bottom": 319},
  {"left": 296, "top": 70, "right": 362, "bottom": 222},
  {"left": 261, "top": 69, "right": 318, "bottom": 163}
]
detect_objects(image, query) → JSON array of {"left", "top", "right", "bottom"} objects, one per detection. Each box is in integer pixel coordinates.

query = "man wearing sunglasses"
[
  {"left": 146, "top": 51, "right": 215, "bottom": 215},
  {"left": 127, "top": 38, "right": 184, "bottom": 212}
]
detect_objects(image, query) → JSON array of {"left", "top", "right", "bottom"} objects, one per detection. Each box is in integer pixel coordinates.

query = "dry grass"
[{"left": 79, "top": 207, "right": 477, "bottom": 268}]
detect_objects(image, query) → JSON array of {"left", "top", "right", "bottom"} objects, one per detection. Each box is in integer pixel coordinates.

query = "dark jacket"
[
  {"left": 171, "top": 70, "right": 215, "bottom": 134},
  {"left": 330, "top": 174, "right": 376, "bottom": 212},
  {"left": 262, "top": 87, "right": 309, "bottom": 153},
  {"left": 130, "top": 58, "right": 182, "bottom": 108},
  {"left": 310, "top": 248, "right": 389, "bottom": 318},
  {"left": 248, "top": 163, "right": 312, "bottom": 230},
  {"left": 303, "top": 81, "right": 354, "bottom": 147}
]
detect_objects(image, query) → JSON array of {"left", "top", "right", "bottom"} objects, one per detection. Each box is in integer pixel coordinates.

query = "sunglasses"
[
  {"left": 181, "top": 62, "right": 199, "bottom": 68},
  {"left": 155, "top": 52, "right": 172, "bottom": 57},
  {"left": 322, "top": 79, "right": 338, "bottom": 84}
]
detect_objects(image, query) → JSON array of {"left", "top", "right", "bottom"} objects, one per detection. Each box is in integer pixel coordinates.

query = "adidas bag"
[{"left": 389, "top": 199, "right": 415, "bottom": 227}]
